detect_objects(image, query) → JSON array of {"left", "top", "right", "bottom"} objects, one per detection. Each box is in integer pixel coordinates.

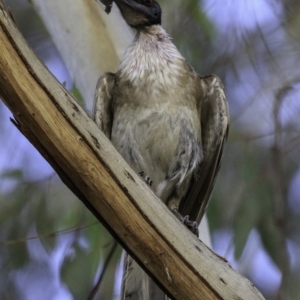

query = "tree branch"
[{"left": 0, "top": 2, "right": 264, "bottom": 299}]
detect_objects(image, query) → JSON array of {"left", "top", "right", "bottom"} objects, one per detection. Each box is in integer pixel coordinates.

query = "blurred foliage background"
[{"left": 1, "top": 0, "right": 300, "bottom": 299}]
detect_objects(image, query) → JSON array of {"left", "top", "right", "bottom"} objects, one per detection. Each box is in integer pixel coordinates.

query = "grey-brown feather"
[
  {"left": 94, "top": 4, "right": 229, "bottom": 300},
  {"left": 93, "top": 23, "right": 229, "bottom": 300},
  {"left": 179, "top": 75, "right": 229, "bottom": 223},
  {"left": 93, "top": 72, "right": 115, "bottom": 138},
  {"left": 93, "top": 26, "right": 229, "bottom": 222}
]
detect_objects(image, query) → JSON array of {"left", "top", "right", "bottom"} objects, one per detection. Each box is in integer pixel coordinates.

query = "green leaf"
[
  {"left": 61, "top": 230, "right": 102, "bottom": 299},
  {"left": 35, "top": 195, "right": 57, "bottom": 252},
  {"left": 5, "top": 220, "right": 30, "bottom": 270},
  {"left": 0, "top": 169, "right": 23, "bottom": 179},
  {"left": 232, "top": 144, "right": 274, "bottom": 259},
  {"left": 233, "top": 194, "right": 258, "bottom": 259},
  {"left": 71, "top": 87, "right": 85, "bottom": 107},
  {"left": 257, "top": 216, "right": 281, "bottom": 267},
  {"left": 7, "top": 243, "right": 29, "bottom": 269}
]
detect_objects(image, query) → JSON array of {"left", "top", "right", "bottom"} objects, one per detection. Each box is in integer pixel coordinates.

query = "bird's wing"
[
  {"left": 93, "top": 72, "right": 115, "bottom": 138},
  {"left": 179, "top": 74, "right": 229, "bottom": 224}
]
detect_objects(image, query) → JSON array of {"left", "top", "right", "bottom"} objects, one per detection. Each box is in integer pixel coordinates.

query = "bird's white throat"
[{"left": 118, "top": 25, "right": 184, "bottom": 87}]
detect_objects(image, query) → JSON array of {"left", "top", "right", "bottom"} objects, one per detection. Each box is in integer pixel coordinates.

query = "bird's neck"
[{"left": 118, "top": 25, "right": 184, "bottom": 87}]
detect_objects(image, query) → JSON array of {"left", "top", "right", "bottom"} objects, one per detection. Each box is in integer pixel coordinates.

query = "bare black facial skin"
[{"left": 98, "top": 0, "right": 114, "bottom": 14}]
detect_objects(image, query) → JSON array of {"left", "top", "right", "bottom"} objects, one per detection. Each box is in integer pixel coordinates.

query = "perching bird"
[{"left": 94, "top": 0, "right": 229, "bottom": 299}]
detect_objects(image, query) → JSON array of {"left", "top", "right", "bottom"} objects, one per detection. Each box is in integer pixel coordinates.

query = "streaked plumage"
[
  {"left": 94, "top": 25, "right": 228, "bottom": 225},
  {"left": 94, "top": 0, "right": 229, "bottom": 299}
]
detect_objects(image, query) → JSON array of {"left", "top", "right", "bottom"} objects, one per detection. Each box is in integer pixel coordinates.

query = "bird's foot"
[
  {"left": 172, "top": 210, "right": 199, "bottom": 237},
  {"left": 139, "top": 171, "right": 153, "bottom": 186},
  {"left": 183, "top": 215, "right": 199, "bottom": 237}
]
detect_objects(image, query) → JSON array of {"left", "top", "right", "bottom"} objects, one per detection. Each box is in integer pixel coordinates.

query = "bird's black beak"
[{"left": 98, "top": 0, "right": 161, "bottom": 28}]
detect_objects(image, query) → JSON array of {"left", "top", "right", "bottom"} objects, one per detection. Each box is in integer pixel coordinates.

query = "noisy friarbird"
[{"left": 94, "top": 0, "right": 229, "bottom": 299}]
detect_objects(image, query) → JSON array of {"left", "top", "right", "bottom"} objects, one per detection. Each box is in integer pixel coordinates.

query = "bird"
[{"left": 94, "top": 0, "right": 229, "bottom": 299}]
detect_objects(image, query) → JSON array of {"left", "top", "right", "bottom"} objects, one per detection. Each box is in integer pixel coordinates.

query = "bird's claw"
[
  {"left": 183, "top": 215, "right": 199, "bottom": 236},
  {"left": 139, "top": 171, "right": 153, "bottom": 186},
  {"left": 173, "top": 210, "right": 199, "bottom": 237}
]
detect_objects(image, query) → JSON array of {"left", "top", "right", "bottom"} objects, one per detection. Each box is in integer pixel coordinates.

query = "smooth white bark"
[{"left": 31, "top": 0, "right": 132, "bottom": 111}]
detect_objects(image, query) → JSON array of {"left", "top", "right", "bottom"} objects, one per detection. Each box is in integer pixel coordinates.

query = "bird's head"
[{"left": 114, "top": 0, "right": 161, "bottom": 28}]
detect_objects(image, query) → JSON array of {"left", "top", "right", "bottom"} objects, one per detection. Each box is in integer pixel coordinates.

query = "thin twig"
[
  {"left": 87, "top": 240, "right": 119, "bottom": 300},
  {"left": 0, "top": 221, "right": 99, "bottom": 245}
]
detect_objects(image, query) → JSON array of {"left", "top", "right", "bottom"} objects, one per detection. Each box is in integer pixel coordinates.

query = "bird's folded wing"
[
  {"left": 179, "top": 75, "right": 229, "bottom": 224},
  {"left": 93, "top": 72, "right": 115, "bottom": 138}
]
